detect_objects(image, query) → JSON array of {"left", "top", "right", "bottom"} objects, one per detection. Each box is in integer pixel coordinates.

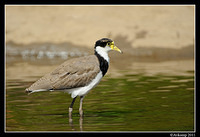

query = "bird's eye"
[{"left": 107, "top": 43, "right": 110, "bottom": 46}]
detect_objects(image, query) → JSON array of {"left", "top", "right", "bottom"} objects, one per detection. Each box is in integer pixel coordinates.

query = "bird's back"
[{"left": 26, "top": 55, "right": 100, "bottom": 93}]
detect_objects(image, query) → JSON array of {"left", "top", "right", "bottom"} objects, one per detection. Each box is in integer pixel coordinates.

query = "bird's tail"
[
  {"left": 25, "top": 88, "right": 49, "bottom": 95},
  {"left": 25, "top": 88, "right": 32, "bottom": 94}
]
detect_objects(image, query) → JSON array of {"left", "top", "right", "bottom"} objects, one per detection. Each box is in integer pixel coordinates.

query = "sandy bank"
[{"left": 6, "top": 5, "right": 194, "bottom": 49}]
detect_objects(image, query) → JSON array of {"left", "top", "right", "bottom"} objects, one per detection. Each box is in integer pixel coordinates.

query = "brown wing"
[{"left": 26, "top": 55, "right": 100, "bottom": 91}]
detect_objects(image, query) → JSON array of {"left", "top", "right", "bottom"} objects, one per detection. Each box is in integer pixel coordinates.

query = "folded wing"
[{"left": 26, "top": 55, "right": 100, "bottom": 92}]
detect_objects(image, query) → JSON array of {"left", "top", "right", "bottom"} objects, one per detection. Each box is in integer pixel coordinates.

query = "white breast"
[{"left": 67, "top": 71, "right": 103, "bottom": 98}]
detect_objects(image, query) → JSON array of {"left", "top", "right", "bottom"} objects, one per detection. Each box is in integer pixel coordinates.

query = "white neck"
[{"left": 95, "top": 46, "right": 110, "bottom": 63}]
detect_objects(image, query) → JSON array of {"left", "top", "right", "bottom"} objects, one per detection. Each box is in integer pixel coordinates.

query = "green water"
[{"left": 6, "top": 69, "right": 194, "bottom": 131}]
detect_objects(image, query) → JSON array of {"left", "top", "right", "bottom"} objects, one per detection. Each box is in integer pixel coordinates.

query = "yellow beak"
[{"left": 110, "top": 41, "right": 123, "bottom": 53}]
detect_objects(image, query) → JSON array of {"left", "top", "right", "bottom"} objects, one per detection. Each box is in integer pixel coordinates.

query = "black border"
[
  {"left": 1, "top": 0, "right": 197, "bottom": 4},
  {"left": 1, "top": 1, "right": 198, "bottom": 136}
]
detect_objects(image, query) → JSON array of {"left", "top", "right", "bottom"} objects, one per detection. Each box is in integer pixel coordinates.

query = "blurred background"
[
  {"left": 6, "top": 5, "right": 194, "bottom": 78},
  {"left": 6, "top": 5, "right": 195, "bottom": 131}
]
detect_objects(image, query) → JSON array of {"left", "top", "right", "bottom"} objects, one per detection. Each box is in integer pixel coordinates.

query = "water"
[{"left": 5, "top": 58, "right": 194, "bottom": 132}]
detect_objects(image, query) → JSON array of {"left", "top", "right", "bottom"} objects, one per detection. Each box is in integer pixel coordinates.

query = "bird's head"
[{"left": 94, "top": 38, "right": 122, "bottom": 54}]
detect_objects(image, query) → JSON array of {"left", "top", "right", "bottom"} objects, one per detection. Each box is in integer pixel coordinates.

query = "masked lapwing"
[{"left": 25, "top": 38, "right": 122, "bottom": 117}]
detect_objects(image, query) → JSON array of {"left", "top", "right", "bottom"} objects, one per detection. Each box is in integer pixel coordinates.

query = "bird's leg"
[
  {"left": 79, "top": 96, "right": 84, "bottom": 117},
  {"left": 79, "top": 115, "right": 83, "bottom": 131},
  {"left": 69, "top": 97, "right": 77, "bottom": 123}
]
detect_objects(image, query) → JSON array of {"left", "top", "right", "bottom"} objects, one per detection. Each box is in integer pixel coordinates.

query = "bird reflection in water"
[{"left": 69, "top": 112, "right": 83, "bottom": 131}]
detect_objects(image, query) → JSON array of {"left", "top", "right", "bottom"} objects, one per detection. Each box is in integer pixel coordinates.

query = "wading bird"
[{"left": 26, "top": 38, "right": 122, "bottom": 117}]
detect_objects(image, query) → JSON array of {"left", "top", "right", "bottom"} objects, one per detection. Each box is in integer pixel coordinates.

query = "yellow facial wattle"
[{"left": 109, "top": 41, "right": 122, "bottom": 53}]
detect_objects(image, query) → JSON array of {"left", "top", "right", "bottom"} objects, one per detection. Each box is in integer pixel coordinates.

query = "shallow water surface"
[{"left": 6, "top": 59, "right": 194, "bottom": 132}]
